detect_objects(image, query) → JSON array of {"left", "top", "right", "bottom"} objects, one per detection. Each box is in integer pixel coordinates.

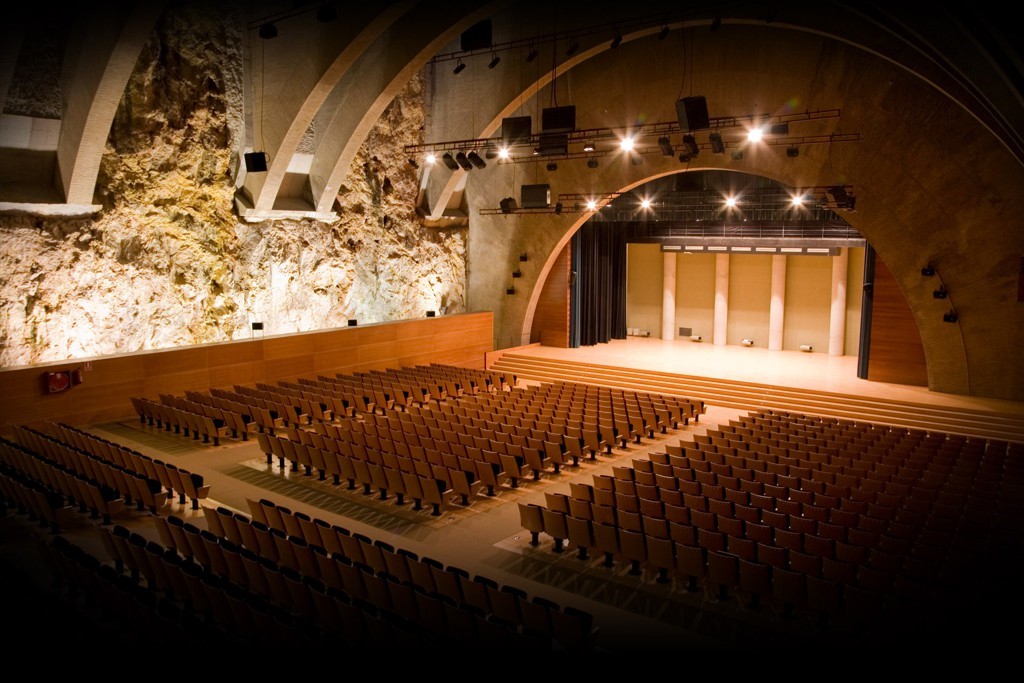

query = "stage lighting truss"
[{"left": 407, "top": 109, "right": 858, "bottom": 169}]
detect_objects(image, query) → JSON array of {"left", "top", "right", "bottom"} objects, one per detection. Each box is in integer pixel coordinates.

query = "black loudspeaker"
[
  {"left": 499, "top": 197, "right": 518, "bottom": 213},
  {"left": 675, "top": 96, "right": 710, "bottom": 132},
  {"left": 461, "top": 20, "right": 492, "bottom": 51},
  {"left": 521, "top": 184, "right": 550, "bottom": 208},
  {"left": 501, "top": 116, "right": 532, "bottom": 144},
  {"left": 542, "top": 105, "right": 576, "bottom": 132},
  {"left": 251, "top": 322, "right": 263, "bottom": 331},
  {"left": 347, "top": 319, "right": 358, "bottom": 327},
  {"left": 244, "top": 152, "right": 268, "bottom": 172}
]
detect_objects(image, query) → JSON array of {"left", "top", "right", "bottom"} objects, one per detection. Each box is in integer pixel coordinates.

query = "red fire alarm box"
[{"left": 45, "top": 371, "right": 73, "bottom": 394}]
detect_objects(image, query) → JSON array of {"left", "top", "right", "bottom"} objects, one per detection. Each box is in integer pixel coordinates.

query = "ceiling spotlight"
[
  {"left": 747, "top": 127, "right": 764, "bottom": 143},
  {"left": 658, "top": 25, "right": 670, "bottom": 40},
  {"left": 610, "top": 32, "right": 622, "bottom": 49},
  {"left": 790, "top": 195, "right": 805, "bottom": 207},
  {"left": 546, "top": 161, "right": 558, "bottom": 171},
  {"left": 407, "top": 157, "right": 419, "bottom": 169},
  {"left": 943, "top": 311, "right": 958, "bottom": 323},
  {"left": 455, "top": 152, "right": 473, "bottom": 170},
  {"left": 587, "top": 158, "right": 599, "bottom": 168},
  {"left": 315, "top": 3, "right": 338, "bottom": 22},
  {"left": 453, "top": 59, "right": 466, "bottom": 75},
  {"left": 497, "top": 146, "right": 510, "bottom": 160},
  {"left": 640, "top": 198, "right": 652, "bottom": 210},
  {"left": 921, "top": 266, "right": 936, "bottom": 277},
  {"left": 730, "top": 149, "right": 744, "bottom": 160},
  {"left": 586, "top": 199, "right": 598, "bottom": 211},
  {"left": 425, "top": 153, "right": 436, "bottom": 165},
  {"left": 467, "top": 151, "right": 487, "bottom": 168},
  {"left": 658, "top": 136, "right": 674, "bottom": 156},
  {"left": 724, "top": 196, "right": 738, "bottom": 208},
  {"left": 770, "top": 122, "right": 790, "bottom": 135},
  {"left": 933, "top": 287, "right": 948, "bottom": 299},
  {"left": 488, "top": 53, "right": 500, "bottom": 69},
  {"left": 679, "top": 134, "right": 699, "bottom": 159},
  {"left": 583, "top": 141, "right": 596, "bottom": 152},
  {"left": 258, "top": 23, "right": 278, "bottom": 39},
  {"left": 526, "top": 46, "right": 538, "bottom": 62},
  {"left": 441, "top": 152, "right": 460, "bottom": 170},
  {"left": 619, "top": 136, "right": 635, "bottom": 152},
  {"left": 709, "top": 132, "right": 725, "bottom": 154},
  {"left": 630, "top": 155, "right": 643, "bottom": 166},
  {"left": 786, "top": 146, "right": 799, "bottom": 158},
  {"left": 566, "top": 39, "right": 579, "bottom": 56}
]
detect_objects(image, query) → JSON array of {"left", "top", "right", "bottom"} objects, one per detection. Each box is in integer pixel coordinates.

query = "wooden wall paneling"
[
  {"left": 867, "top": 257, "right": 928, "bottom": 386},
  {"left": 531, "top": 243, "right": 571, "bottom": 347}
]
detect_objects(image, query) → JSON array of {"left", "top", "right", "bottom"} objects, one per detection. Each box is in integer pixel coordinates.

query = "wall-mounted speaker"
[
  {"left": 521, "top": 184, "right": 551, "bottom": 208},
  {"left": 244, "top": 152, "right": 268, "bottom": 172},
  {"left": 501, "top": 116, "right": 532, "bottom": 144},
  {"left": 460, "top": 20, "right": 492, "bottom": 51},
  {"left": 675, "top": 96, "right": 710, "bottom": 132},
  {"left": 541, "top": 105, "right": 576, "bottom": 132}
]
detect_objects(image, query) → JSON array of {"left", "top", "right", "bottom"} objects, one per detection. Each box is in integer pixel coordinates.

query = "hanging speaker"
[
  {"left": 244, "top": 152, "right": 268, "bottom": 172},
  {"left": 675, "top": 96, "right": 710, "bottom": 132}
]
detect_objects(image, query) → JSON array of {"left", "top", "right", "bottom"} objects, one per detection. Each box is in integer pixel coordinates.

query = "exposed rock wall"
[{"left": 0, "top": 2, "right": 465, "bottom": 367}]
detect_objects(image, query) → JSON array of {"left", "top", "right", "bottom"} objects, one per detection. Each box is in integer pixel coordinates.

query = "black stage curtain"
[{"left": 570, "top": 222, "right": 628, "bottom": 347}]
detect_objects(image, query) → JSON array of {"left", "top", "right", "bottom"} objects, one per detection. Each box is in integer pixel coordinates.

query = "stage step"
[{"left": 490, "top": 353, "right": 1024, "bottom": 443}]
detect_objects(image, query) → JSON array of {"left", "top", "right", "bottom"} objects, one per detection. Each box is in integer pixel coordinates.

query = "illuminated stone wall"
[{"left": 0, "top": 2, "right": 465, "bottom": 367}]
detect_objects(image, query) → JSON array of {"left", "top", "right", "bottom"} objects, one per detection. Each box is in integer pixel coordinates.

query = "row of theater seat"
[
  {"left": 37, "top": 422, "right": 211, "bottom": 509},
  {"left": 518, "top": 409, "right": 1022, "bottom": 631}
]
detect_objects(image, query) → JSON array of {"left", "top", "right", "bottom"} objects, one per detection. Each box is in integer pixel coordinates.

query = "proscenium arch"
[{"left": 454, "top": 16, "right": 1020, "bottom": 397}]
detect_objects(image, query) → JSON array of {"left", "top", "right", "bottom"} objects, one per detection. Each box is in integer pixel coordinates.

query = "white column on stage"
[
  {"left": 768, "top": 254, "right": 787, "bottom": 351},
  {"left": 713, "top": 253, "right": 729, "bottom": 345},
  {"left": 829, "top": 247, "right": 849, "bottom": 356},
  {"left": 661, "top": 251, "right": 677, "bottom": 340}
]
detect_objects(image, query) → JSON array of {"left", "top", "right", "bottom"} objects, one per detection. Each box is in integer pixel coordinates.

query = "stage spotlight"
[
  {"left": 610, "top": 32, "right": 622, "bottom": 49},
  {"left": 619, "top": 136, "right": 635, "bottom": 152},
  {"left": 710, "top": 132, "right": 725, "bottom": 153},
  {"left": 730, "top": 149, "right": 744, "bottom": 160},
  {"left": 943, "top": 311, "right": 958, "bottom": 323},
  {"left": 453, "top": 59, "right": 466, "bottom": 75},
  {"left": 441, "top": 152, "right": 460, "bottom": 170},
  {"left": 658, "top": 136, "right": 674, "bottom": 156},
  {"left": 526, "top": 46, "right": 538, "bottom": 62},
  {"left": 786, "top": 146, "right": 799, "bottom": 157},
  {"left": 933, "top": 287, "right": 948, "bottom": 299},
  {"left": 587, "top": 158, "right": 599, "bottom": 168},
  {"left": 467, "top": 151, "right": 487, "bottom": 168},
  {"left": 455, "top": 152, "right": 473, "bottom": 170},
  {"left": 546, "top": 161, "right": 558, "bottom": 171},
  {"left": 425, "top": 153, "right": 436, "bottom": 165},
  {"left": 586, "top": 199, "right": 597, "bottom": 211},
  {"left": 497, "top": 147, "right": 510, "bottom": 160},
  {"left": 566, "top": 39, "right": 579, "bottom": 56},
  {"left": 583, "top": 141, "right": 596, "bottom": 152},
  {"left": 678, "top": 134, "right": 699, "bottom": 160},
  {"left": 921, "top": 266, "right": 936, "bottom": 277},
  {"left": 747, "top": 127, "right": 764, "bottom": 143},
  {"left": 658, "top": 25, "right": 670, "bottom": 40},
  {"left": 488, "top": 53, "right": 500, "bottom": 69}
]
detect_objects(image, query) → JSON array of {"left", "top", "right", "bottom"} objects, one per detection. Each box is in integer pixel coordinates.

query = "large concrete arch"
[
  {"left": 243, "top": 2, "right": 416, "bottom": 214},
  {"left": 57, "top": 3, "right": 166, "bottom": 207}
]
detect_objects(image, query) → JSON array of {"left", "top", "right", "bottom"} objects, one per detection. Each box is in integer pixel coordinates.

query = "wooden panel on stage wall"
[
  {"left": 0, "top": 312, "right": 493, "bottom": 431},
  {"left": 531, "top": 243, "right": 571, "bottom": 347},
  {"left": 867, "top": 258, "right": 928, "bottom": 386}
]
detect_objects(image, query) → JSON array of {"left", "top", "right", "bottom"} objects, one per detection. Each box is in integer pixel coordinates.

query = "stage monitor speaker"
[
  {"left": 521, "top": 184, "right": 551, "bottom": 208},
  {"left": 244, "top": 152, "right": 268, "bottom": 172},
  {"left": 675, "top": 96, "right": 710, "bottom": 132},
  {"left": 501, "top": 116, "right": 532, "bottom": 144},
  {"left": 542, "top": 105, "right": 576, "bottom": 132},
  {"left": 460, "top": 20, "right": 492, "bottom": 51}
]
